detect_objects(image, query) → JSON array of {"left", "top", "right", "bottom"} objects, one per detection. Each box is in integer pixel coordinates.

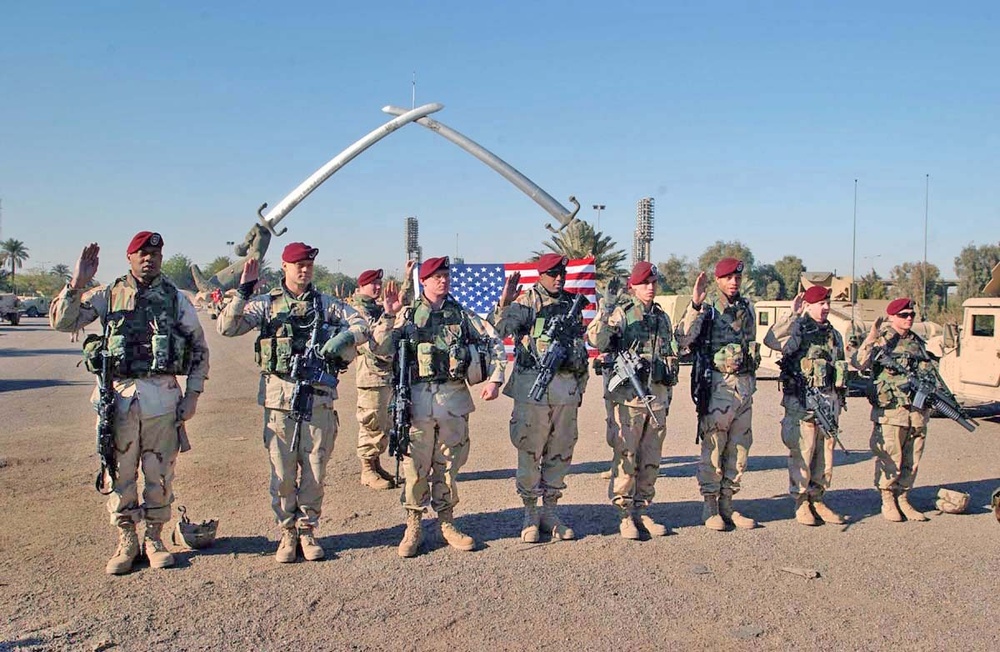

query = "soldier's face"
[
  {"left": 716, "top": 273, "right": 741, "bottom": 299},
  {"left": 538, "top": 267, "right": 565, "bottom": 294},
  {"left": 423, "top": 270, "right": 450, "bottom": 301},
  {"left": 805, "top": 299, "right": 830, "bottom": 323},
  {"left": 128, "top": 247, "right": 162, "bottom": 283},
  {"left": 632, "top": 280, "right": 656, "bottom": 304},
  {"left": 283, "top": 260, "right": 314, "bottom": 288},
  {"left": 359, "top": 281, "right": 381, "bottom": 299},
  {"left": 889, "top": 310, "right": 915, "bottom": 333}
]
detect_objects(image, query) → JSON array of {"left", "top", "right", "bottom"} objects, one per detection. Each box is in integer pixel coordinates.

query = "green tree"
[
  {"left": 536, "top": 219, "right": 627, "bottom": 285},
  {"left": 50, "top": 263, "right": 72, "bottom": 281},
  {"left": 161, "top": 254, "right": 196, "bottom": 291},
  {"left": 773, "top": 255, "right": 806, "bottom": 299},
  {"left": 311, "top": 265, "right": 357, "bottom": 298},
  {"left": 11, "top": 270, "right": 64, "bottom": 297},
  {"left": 204, "top": 256, "right": 234, "bottom": 278},
  {"left": 888, "top": 261, "right": 943, "bottom": 315},
  {"left": 696, "top": 240, "right": 755, "bottom": 297},
  {"left": 856, "top": 269, "right": 887, "bottom": 299},
  {"left": 1, "top": 238, "right": 30, "bottom": 293},
  {"left": 749, "top": 263, "right": 784, "bottom": 300},
  {"left": 954, "top": 241, "right": 1000, "bottom": 303},
  {"left": 656, "top": 255, "right": 695, "bottom": 294}
]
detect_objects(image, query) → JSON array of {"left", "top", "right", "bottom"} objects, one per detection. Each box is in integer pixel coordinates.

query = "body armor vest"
[
  {"left": 783, "top": 317, "right": 846, "bottom": 392},
  {"left": 410, "top": 295, "right": 475, "bottom": 383},
  {"left": 870, "top": 327, "right": 933, "bottom": 409},
  {"left": 618, "top": 299, "right": 679, "bottom": 386},
  {"left": 707, "top": 295, "right": 760, "bottom": 375},
  {"left": 514, "top": 287, "right": 588, "bottom": 374},
  {"left": 255, "top": 287, "right": 336, "bottom": 377}
]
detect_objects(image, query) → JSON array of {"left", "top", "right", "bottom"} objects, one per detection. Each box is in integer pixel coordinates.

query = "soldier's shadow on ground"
[
  {"left": 0, "top": 378, "right": 90, "bottom": 392},
  {"left": 185, "top": 535, "right": 275, "bottom": 558},
  {"left": 0, "top": 347, "right": 82, "bottom": 357}
]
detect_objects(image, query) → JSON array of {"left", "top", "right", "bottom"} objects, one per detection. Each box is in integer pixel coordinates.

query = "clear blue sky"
[{"left": 2, "top": 1, "right": 997, "bottom": 283}]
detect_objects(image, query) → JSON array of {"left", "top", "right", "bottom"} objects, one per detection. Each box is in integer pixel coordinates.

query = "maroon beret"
[
  {"left": 126, "top": 231, "right": 163, "bottom": 255},
  {"left": 419, "top": 256, "right": 449, "bottom": 281},
  {"left": 537, "top": 253, "right": 568, "bottom": 273},
  {"left": 281, "top": 242, "right": 319, "bottom": 263},
  {"left": 628, "top": 261, "right": 657, "bottom": 286},
  {"left": 802, "top": 286, "right": 831, "bottom": 304},
  {"left": 357, "top": 268, "right": 383, "bottom": 286},
  {"left": 886, "top": 297, "right": 915, "bottom": 316},
  {"left": 714, "top": 257, "right": 744, "bottom": 278}
]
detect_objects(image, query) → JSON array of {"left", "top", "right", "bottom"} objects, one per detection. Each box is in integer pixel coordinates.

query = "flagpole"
[
  {"left": 922, "top": 173, "right": 929, "bottom": 318},
  {"left": 851, "top": 178, "right": 858, "bottom": 327}
]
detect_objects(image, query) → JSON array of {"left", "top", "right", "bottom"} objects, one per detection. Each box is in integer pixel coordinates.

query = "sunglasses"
[
  {"left": 543, "top": 268, "right": 567, "bottom": 278},
  {"left": 896, "top": 311, "right": 916, "bottom": 319}
]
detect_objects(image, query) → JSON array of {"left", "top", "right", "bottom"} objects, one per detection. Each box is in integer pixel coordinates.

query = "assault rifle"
[
  {"left": 873, "top": 349, "right": 977, "bottom": 432},
  {"left": 388, "top": 335, "right": 414, "bottom": 485},
  {"left": 288, "top": 294, "right": 341, "bottom": 451},
  {"left": 690, "top": 306, "right": 715, "bottom": 442},
  {"left": 607, "top": 344, "right": 660, "bottom": 426},
  {"left": 777, "top": 357, "right": 849, "bottom": 454},
  {"left": 95, "top": 319, "right": 117, "bottom": 495},
  {"left": 528, "top": 293, "right": 586, "bottom": 402}
]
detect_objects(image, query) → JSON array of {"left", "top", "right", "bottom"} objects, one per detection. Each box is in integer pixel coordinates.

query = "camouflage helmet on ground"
[
  {"left": 172, "top": 505, "right": 219, "bottom": 549},
  {"left": 935, "top": 488, "right": 970, "bottom": 514}
]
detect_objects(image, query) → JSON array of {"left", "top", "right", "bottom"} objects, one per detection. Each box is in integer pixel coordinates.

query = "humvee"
[{"left": 0, "top": 293, "right": 22, "bottom": 325}]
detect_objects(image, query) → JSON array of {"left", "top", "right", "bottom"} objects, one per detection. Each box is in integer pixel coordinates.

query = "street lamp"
[{"left": 592, "top": 204, "right": 605, "bottom": 232}]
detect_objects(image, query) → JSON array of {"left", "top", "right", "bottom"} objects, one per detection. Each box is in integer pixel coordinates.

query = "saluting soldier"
[
  {"left": 217, "top": 242, "right": 368, "bottom": 562},
  {"left": 675, "top": 258, "right": 759, "bottom": 531},
  {"left": 50, "top": 232, "right": 210, "bottom": 575},
  {"left": 587, "top": 262, "right": 679, "bottom": 539},
  {"left": 492, "top": 253, "right": 590, "bottom": 543},
  {"left": 852, "top": 297, "right": 934, "bottom": 522},
  {"left": 763, "top": 285, "right": 848, "bottom": 525},
  {"left": 373, "top": 256, "right": 506, "bottom": 557}
]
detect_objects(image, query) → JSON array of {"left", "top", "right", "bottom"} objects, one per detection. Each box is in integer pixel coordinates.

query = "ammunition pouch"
[
  {"left": 81, "top": 334, "right": 105, "bottom": 374},
  {"left": 256, "top": 335, "right": 294, "bottom": 375},
  {"left": 464, "top": 342, "right": 490, "bottom": 386},
  {"left": 712, "top": 342, "right": 759, "bottom": 375},
  {"left": 652, "top": 356, "right": 679, "bottom": 387}
]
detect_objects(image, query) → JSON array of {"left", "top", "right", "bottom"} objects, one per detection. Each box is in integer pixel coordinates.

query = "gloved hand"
[
  {"left": 177, "top": 391, "right": 200, "bottom": 421},
  {"left": 320, "top": 330, "right": 355, "bottom": 362},
  {"left": 604, "top": 276, "right": 622, "bottom": 306}
]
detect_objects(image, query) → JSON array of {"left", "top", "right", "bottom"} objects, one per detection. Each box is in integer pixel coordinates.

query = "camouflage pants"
[
  {"left": 870, "top": 422, "right": 926, "bottom": 492},
  {"left": 697, "top": 391, "right": 753, "bottom": 496},
  {"left": 262, "top": 406, "right": 338, "bottom": 529},
  {"left": 609, "top": 403, "right": 667, "bottom": 510},
  {"left": 106, "top": 398, "right": 180, "bottom": 527},
  {"left": 781, "top": 410, "right": 834, "bottom": 498},
  {"left": 401, "top": 414, "right": 470, "bottom": 514},
  {"left": 509, "top": 401, "right": 579, "bottom": 500},
  {"left": 356, "top": 386, "right": 391, "bottom": 460}
]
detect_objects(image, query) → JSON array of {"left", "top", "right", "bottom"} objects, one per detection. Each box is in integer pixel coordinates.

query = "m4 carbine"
[
  {"left": 528, "top": 293, "right": 585, "bottom": 402},
  {"left": 95, "top": 319, "right": 117, "bottom": 495},
  {"left": 607, "top": 344, "right": 660, "bottom": 427},
  {"left": 288, "top": 295, "right": 341, "bottom": 451},
  {"left": 873, "top": 349, "right": 977, "bottom": 432},
  {"left": 690, "top": 306, "right": 715, "bottom": 442},
  {"left": 777, "top": 356, "right": 849, "bottom": 453},
  {"left": 388, "top": 335, "right": 414, "bottom": 485}
]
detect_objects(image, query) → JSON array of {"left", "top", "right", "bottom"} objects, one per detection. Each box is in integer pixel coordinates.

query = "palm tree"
[
  {"left": 534, "top": 219, "right": 627, "bottom": 285},
  {"left": 0, "top": 239, "right": 30, "bottom": 293},
  {"left": 51, "top": 263, "right": 72, "bottom": 281}
]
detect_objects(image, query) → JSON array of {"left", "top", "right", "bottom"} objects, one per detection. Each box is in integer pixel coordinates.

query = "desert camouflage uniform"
[
  {"left": 218, "top": 285, "right": 368, "bottom": 531},
  {"left": 50, "top": 274, "right": 210, "bottom": 529},
  {"left": 588, "top": 297, "right": 678, "bottom": 526},
  {"left": 492, "top": 284, "right": 589, "bottom": 539}
]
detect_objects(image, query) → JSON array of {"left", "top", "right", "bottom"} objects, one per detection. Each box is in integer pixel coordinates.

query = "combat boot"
[
  {"left": 360, "top": 458, "right": 393, "bottom": 490},
  {"left": 105, "top": 524, "right": 140, "bottom": 575},
  {"left": 634, "top": 509, "right": 668, "bottom": 537},
  {"left": 810, "top": 497, "right": 846, "bottom": 525},
  {"left": 897, "top": 491, "right": 929, "bottom": 522},
  {"left": 880, "top": 490, "right": 904, "bottom": 522},
  {"left": 702, "top": 495, "right": 726, "bottom": 531},
  {"left": 298, "top": 527, "right": 325, "bottom": 561},
  {"left": 618, "top": 506, "right": 640, "bottom": 540},
  {"left": 719, "top": 494, "right": 757, "bottom": 529},
  {"left": 541, "top": 498, "right": 575, "bottom": 540},
  {"left": 397, "top": 510, "right": 423, "bottom": 558},
  {"left": 438, "top": 509, "right": 476, "bottom": 551},
  {"left": 373, "top": 457, "right": 397, "bottom": 486},
  {"left": 794, "top": 495, "right": 819, "bottom": 526},
  {"left": 275, "top": 528, "right": 298, "bottom": 563},
  {"left": 600, "top": 469, "right": 613, "bottom": 480},
  {"left": 143, "top": 523, "right": 175, "bottom": 569},
  {"left": 521, "top": 498, "right": 541, "bottom": 543}
]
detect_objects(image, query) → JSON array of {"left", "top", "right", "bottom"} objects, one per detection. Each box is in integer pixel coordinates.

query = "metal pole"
[
  {"left": 592, "top": 204, "right": 605, "bottom": 232},
  {"left": 923, "top": 173, "right": 929, "bottom": 318},
  {"left": 851, "top": 179, "right": 858, "bottom": 327}
]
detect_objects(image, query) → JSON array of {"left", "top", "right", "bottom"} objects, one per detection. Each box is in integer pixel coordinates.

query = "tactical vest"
[
  {"left": 255, "top": 287, "right": 336, "bottom": 377},
  {"left": 514, "top": 286, "right": 589, "bottom": 375},
  {"left": 782, "top": 317, "right": 847, "bottom": 392},
  {"left": 870, "top": 327, "right": 933, "bottom": 409},
  {"left": 618, "top": 299, "right": 679, "bottom": 386},
  {"left": 409, "top": 295, "right": 476, "bottom": 383},
  {"left": 350, "top": 293, "right": 384, "bottom": 322},
  {"left": 707, "top": 295, "right": 760, "bottom": 375},
  {"left": 87, "top": 275, "right": 191, "bottom": 377}
]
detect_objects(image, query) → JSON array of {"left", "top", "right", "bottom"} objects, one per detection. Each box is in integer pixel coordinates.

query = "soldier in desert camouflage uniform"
[
  {"left": 764, "top": 285, "right": 848, "bottom": 526},
  {"left": 588, "top": 262, "right": 678, "bottom": 539},
  {"left": 348, "top": 261, "right": 415, "bottom": 490},
  {"left": 492, "top": 253, "right": 589, "bottom": 543},
  {"left": 50, "top": 232, "right": 210, "bottom": 575},
  {"left": 852, "top": 297, "right": 934, "bottom": 523},
  {"left": 675, "top": 258, "right": 759, "bottom": 531},
  {"left": 374, "top": 256, "right": 506, "bottom": 557},
  {"left": 218, "top": 242, "right": 368, "bottom": 562}
]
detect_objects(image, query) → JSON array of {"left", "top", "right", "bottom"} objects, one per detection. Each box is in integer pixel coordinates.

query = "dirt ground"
[{"left": 1, "top": 315, "right": 998, "bottom": 651}]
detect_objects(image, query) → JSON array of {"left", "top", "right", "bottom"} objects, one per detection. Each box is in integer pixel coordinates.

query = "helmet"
[
  {"left": 934, "top": 488, "right": 970, "bottom": 514},
  {"left": 172, "top": 505, "right": 219, "bottom": 549}
]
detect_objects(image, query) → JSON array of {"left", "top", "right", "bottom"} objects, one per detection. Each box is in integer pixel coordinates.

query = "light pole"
[{"left": 592, "top": 204, "right": 605, "bottom": 232}]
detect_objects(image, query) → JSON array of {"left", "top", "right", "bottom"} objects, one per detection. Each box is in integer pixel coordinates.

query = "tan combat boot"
[
  {"left": 719, "top": 494, "right": 757, "bottom": 530},
  {"left": 373, "top": 457, "right": 397, "bottom": 486},
  {"left": 702, "top": 495, "right": 727, "bottom": 531},
  {"left": 897, "top": 491, "right": 929, "bottom": 522},
  {"left": 541, "top": 499, "right": 575, "bottom": 540},
  {"left": 810, "top": 497, "right": 845, "bottom": 524},
  {"left": 794, "top": 495, "right": 818, "bottom": 526},
  {"left": 880, "top": 490, "right": 904, "bottom": 522},
  {"left": 298, "top": 527, "right": 325, "bottom": 561},
  {"left": 397, "top": 510, "right": 423, "bottom": 558},
  {"left": 438, "top": 509, "right": 476, "bottom": 551},
  {"left": 275, "top": 528, "right": 298, "bottom": 563},
  {"left": 144, "top": 523, "right": 176, "bottom": 569},
  {"left": 360, "top": 458, "right": 393, "bottom": 490},
  {"left": 618, "top": 506, "right": 640, "bottom": 540},
  {"left": 634, "top": 509, "right": 668, "bottom": 537},
  {"left": 105, "top": 524, "right": 140, "bottom": 575},
  {"left": 521, "top": 498, "right": 541, "bottom": 543}
]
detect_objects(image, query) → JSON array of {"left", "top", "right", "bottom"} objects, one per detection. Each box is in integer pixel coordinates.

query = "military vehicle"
[
  {"left": 17, "top": 295, "right": 50, "bottom": 318},
  {"left": 1, "top": 293, "right": 22, "bottom": 325}
]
